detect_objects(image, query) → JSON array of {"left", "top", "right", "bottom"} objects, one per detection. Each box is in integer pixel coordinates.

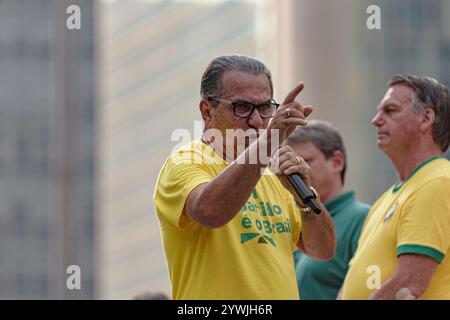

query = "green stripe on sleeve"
[{"left": 397, "top": 244, "right": 445, "bottom": 264}]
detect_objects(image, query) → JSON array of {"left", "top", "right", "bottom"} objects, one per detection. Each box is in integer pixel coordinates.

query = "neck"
[
  {"left": 386, "top": 143, "right": 442, "bottom": 182},
  {"left": 321, "top": 179, "right": 344, "bottom": 204}
]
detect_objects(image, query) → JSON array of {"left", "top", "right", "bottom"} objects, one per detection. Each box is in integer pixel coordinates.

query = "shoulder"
[
  {"left": 430, "top": 157, "right": 450, "bottom": 175},
  {"left": 167, "top": 140, "right": 207, "bottom": 166},
  {"left": 338, "top": 199, "right": 370, "bottom": 232},
  {"left": 351, "top": 200, "right": 371, "bottom": 214},
  {"left": 412, "top": 157, "right": 450, "bottom": 188},
  {"left": 345, "top": 199, "right": 371, "bottom": 220},
  {"left": 155, "top": 141, "right": 213, "bottom": 185},
  {"left": 408, "top": 176, "right": 450, "bottom": 199},
  {"left": 164, "top": 140, "right": 225, "bottom": 172},
  {"left": 398, "top": 176, "right": 450, "bottom": 222}
]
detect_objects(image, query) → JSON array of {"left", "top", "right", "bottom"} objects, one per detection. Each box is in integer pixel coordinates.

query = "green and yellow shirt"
[{"left": 342, "top": 157, "right": 450, "bottom": 299}]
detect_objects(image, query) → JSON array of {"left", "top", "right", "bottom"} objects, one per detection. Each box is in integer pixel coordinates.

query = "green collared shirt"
[{"left": 294, "top": 191, "right": 370, "bottom": 300}]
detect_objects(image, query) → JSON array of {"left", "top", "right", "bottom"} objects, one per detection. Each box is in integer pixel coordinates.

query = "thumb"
[{"left": 303, "top": 105, "right": 314, "bottom": 118}]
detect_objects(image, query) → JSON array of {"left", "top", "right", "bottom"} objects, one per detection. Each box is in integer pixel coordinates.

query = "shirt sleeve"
[
  {"left": 154, "top": 151, "right": 215, "bottom": 229},
  {"left": 285, "top": 192, "right": 302, "bottom": 248},
  {"left": 396, "top": 178, "right": 450, "bottom": 263}
]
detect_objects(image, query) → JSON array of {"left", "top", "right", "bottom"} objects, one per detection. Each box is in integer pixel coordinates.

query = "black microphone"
[{"left": 287, "top": 173, "right": 322, "bottom": 214}]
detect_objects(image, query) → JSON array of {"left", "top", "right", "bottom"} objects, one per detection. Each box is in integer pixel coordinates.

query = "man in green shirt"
[{"left": 287, "top": 120, "right": 370, "bottom": 300}]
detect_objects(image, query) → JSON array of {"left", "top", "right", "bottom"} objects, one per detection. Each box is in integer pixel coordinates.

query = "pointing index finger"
[{"left": 282, "top": 81, "right": 304, "bottom": 105}]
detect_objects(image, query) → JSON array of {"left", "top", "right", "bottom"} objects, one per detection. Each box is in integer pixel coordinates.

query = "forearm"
[
  {"left": 368, "top": 254, "right": 437, "bottom": 300},
  {"left": 298, "top": 203, "right": 336, "bottom": 260},
  {"left": 189, "top": 138, "right": 268, "bottom": 228},
  {"left": 369, "top": 276, "right": 422, "bottom": 300}
]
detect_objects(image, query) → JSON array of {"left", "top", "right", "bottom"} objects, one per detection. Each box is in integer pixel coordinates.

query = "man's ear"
[
  {"left": 199, "top": 99, "right": 212, "bottom": 122},
  {"left": 330, "top": 150, "right": 345, "bottom": 176},
  {"left": 419, "top": 107, "right": 435, "bottom": 132}
]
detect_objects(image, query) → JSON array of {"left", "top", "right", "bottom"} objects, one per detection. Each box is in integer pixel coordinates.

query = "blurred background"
[{"left": 0, "top": 0, "right": 449, "bottom": 299}]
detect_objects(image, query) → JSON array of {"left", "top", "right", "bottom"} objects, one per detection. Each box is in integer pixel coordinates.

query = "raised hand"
[{"left": 266, "top": 82, "right": 314, "bottom": 145}]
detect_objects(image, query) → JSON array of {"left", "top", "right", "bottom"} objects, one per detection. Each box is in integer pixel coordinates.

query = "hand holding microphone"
[
  {"left": 271, "top": 146, "right": 322, "bottom": 215},
  {"left": 287, "top": 173, "right": 322, "bottom": 214}
]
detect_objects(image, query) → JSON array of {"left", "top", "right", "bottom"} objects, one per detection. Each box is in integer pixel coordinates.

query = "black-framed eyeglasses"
[{"left": 207, "top": 97, "right": 280, "bottom": 119}]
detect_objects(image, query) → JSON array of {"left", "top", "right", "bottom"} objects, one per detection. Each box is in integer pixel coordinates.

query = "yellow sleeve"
[
  {"left": 397, "top": 178, "right": 450, "bottom": 263},
  {"left": 285, "top": 192, "right": 302, "bottom": 248},
  {"left": 154, "top": 152, "right": 214, "bottom": 229}
]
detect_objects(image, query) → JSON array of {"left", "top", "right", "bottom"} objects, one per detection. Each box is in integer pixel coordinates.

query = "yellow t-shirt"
[
  {"left": 342, "top": 157, "right": 450, "bottom": 299},
  {"left": 153, "top": 140, "right": 302, "bottom": 300}
]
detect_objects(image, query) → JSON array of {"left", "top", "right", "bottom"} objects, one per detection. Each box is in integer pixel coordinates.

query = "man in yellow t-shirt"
[
  {"left": 154, "top": 55, "right": 336, "bottom": 299},
  {"left": 341, "top": 74, "right": 450, "bottom": 300}
]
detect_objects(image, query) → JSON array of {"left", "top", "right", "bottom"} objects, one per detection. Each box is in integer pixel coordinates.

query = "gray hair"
[
  {"left": 200, "top": 55, "right": 273, "bottom": 101},
  {"left": 388, "top": 74, "right": 450, "bottom": 152},
  {"left": 286, "top": 120, "right": 347, "bottom": 185}
]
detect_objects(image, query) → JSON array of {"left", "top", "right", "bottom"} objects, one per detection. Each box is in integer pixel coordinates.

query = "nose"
[
  {"left": 371, "top": 111, "right": 383, "bottom": 127},
  {"left": 247, "top": 108, "right": 264, "bottom": 128}
]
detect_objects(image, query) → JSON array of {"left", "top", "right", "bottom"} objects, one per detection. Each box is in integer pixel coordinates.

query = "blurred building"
[
  {"left": 95, "top": 0, "right": 277, "bottom": 299},
  {"left": 0, "top": 0, "right": 95, "bottom": 299}
]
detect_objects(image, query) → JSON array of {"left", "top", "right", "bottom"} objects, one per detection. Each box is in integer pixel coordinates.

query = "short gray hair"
[
  {"left": 200, "top": 55, "right": 273, "bottom": 101},
  {"left": 389, "top": 74, "right": 450, "bottom": 152},
  {"left": 286, "top": 120, "right": 347, "bottom": 185}
]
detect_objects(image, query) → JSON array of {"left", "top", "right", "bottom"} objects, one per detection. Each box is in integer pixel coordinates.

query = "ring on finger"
[
  {"left": 286, "top": 108, "right": 291, "bottom": 118},
  {"left": 295, "top": 156, "right": 301, "bottom": 165}
]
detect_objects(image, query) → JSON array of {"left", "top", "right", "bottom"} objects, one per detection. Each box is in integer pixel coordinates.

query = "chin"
[
  {"left": 377, "top": 141, "right": 386, "bottom": 149},
  {"left": 377, "top": 142, "right": 393, "bottom": 154},
  {"left": 377, "top": 137, "right": 390, "bottom": 147}
]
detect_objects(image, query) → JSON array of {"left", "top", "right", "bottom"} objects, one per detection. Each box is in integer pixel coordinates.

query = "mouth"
[
  {"left": 244, "top": 128, "right": 263, "bottom": 138},
  {"left": 376, "top": 132, "right": 389, "bottom": 145}
]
